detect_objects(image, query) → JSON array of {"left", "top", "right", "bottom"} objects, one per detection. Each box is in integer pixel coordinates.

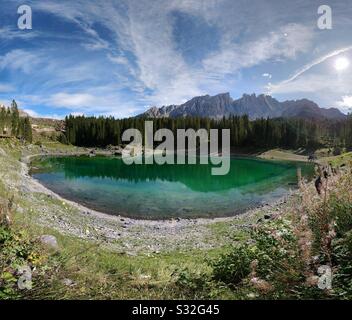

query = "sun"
[{"left": 334, "top": 57, "right": 350, "bottom": 71}]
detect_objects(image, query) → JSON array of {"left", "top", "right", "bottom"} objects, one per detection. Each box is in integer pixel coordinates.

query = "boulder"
[
  {"left": 39, "top": 235, "right": 59, "bottom": 250},
  {"left": 62, "top": 278, "right": 75, "bottom": 287}
]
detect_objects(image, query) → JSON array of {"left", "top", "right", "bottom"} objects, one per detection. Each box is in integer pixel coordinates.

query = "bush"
[
  {"left": 212, "top": 245, "right": 254, "bottom": 286},
  {"left": 329, "top": 198, "right": 352, "bottom": 237},
  {"left": 174, "top": 268, "right": 212, "bottom": 298},
  {"left": 210, "top": 219, "right": 304, "bottom": 297},
  {"left": 331, "top": 231, "right": 352, "bottom": 298},
  {"left": 333, "top": 147, "right": 342, "bottom": 156},
  {"left": 251, "top": 223, "right": 301, "bottom": 282},
  {"left": 57, "top": 133, "right": 68, "bottom": 145}
]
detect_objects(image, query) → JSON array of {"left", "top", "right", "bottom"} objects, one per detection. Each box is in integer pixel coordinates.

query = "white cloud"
[
  {"left": 48, "top": 93, "right": 95, "bottom": 108},
  {"left": 262, "top": 73, "right": 272, "bottom": 79},
  {"left": 32, "top": 1, "right": 316, "bottom": 108},
  {"left": 202, "top": 24, "right": 313, "bottom": 77},
  {"left": 22, "top": 109, "right": 63, "bottom": 120},
  {"left": 0, "top": 26, "right": 39, "bottom": 40},
  {"left": 19, "top": 90, "right": 141, "bottom": 119},
  {"left": 0, "top": 50, "right": 41, "bottom": 74},
  {"left": 0, "top": 83, "right": 15, "bottom": 93},
  {"left": 269, "top": 46, "right": 352, "bottom": 94},
  {"left": 9, "top": 0, "right": 352, "bottom": 116},
  {"left": 336, "top": 96, "right": 352, "bottom": 113}
]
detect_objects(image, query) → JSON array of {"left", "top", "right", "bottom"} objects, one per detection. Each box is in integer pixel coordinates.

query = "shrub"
[
  {"left": 210, "top": 219, "right": 305, "bottom": 297},
  {"left": 212, "top": 245, "right": 254, "bottom": 286},
  {"left": 329, "top": 198, "right": 352, "bottom": 237},
  {"left": 174, "top": 268, "right": 212, "bottom": 298},
  {"left": 331, "top": 231, "right": 352, "bottom": 298},
  {"left": 57, "top": 133, "right": 68, "bottom": 145},
  {"left": 333, "top": 147, "right": 342, "bottom": 156}
]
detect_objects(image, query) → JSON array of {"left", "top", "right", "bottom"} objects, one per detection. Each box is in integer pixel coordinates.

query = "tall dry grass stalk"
[
  {"left": 0, "top": 195, "right": 14, "bottom": 227},
  {"left": 294, "top": 166, "right": 346, "bottom": 278}
]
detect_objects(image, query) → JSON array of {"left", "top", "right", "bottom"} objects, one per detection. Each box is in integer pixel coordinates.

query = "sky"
[{"left": 1, "top": 0, "right": 352, "bottom": 119}]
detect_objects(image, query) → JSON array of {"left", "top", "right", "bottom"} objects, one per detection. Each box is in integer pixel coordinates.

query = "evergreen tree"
[{"left": 11, "top": 100, "right": 20, "bottom": 136}]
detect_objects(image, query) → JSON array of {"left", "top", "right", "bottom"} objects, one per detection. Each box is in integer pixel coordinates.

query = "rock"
[
  {"left": 126, "top": 251, "right": 137, "bottom": 256},
  {"left": 39, "top": 235, "right": 59, "bottom": 250},
  {"left": 62, "top": 278, "right": 75, "bottom": 287},
  {"left": 140, "top": 93, "right": 345, "bottom": 120},
  {"left": 17, "top": 207, "right": 24, "bottom": 214},
  {"left": 17, "top": 265, "right": 32, "bottom": 290}
]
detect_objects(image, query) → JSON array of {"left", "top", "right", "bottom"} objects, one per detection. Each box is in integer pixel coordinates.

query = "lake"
[{"left": 30, "top": 155, "right": 314, "bottom": 219}]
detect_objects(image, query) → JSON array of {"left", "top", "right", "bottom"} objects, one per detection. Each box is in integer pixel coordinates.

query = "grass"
[
  {"left": 258, "top": 149, "right": 310, "bottom": 162},
  {"left": 321, "top": 151, "right": 352, "bottom": 167},
  {"left": 0, "top": 139, "right": 238, "bottom": 299},
  {"left": 1, "top": 139, "right": 352, "bottom": 300}
]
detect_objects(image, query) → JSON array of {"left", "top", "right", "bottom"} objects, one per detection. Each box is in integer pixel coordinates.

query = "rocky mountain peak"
[{"left": 140, "top": 93, "right": 346, "bottom": 120}]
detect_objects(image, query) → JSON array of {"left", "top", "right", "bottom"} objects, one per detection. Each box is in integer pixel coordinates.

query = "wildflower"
[
  {"left": 305, "top": 275, "right": 319, "bottom": 287},
  {"left": 250, "top": 277, "right": 274, "bottom": 293},
  {"left": 247, "top": 292, "right": 257, "bottom": 299}
]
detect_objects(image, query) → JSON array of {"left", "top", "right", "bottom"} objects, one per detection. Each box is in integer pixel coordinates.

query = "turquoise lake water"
[{"left": 31, "top": 156, "right": 313, "bottom": 219}]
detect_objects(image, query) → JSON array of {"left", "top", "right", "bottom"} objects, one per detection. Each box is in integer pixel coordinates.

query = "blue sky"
[{"left": 1, "top": 0, "right": 352, "bottom": 118}]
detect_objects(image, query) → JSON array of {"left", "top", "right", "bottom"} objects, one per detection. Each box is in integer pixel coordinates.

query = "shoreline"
[
  {"left": 24, "top": 151, "right": 299, "bottom": 223},
  {"left": 12, "top": 149, "right": 303, "bottom": 253}
]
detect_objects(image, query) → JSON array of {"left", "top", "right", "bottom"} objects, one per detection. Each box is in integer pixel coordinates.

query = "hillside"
[{"left": 1, "top": 138, "right": 352, "bottom": 299}]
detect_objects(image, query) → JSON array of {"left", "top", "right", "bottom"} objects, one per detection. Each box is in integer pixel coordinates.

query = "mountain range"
[{"left": 140, "top": 93, "right": 346, "bottom": 120}]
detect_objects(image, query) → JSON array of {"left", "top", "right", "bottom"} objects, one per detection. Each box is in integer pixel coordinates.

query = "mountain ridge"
[{"left": 139, "top": 93, "right": 346, "bottom": 120}]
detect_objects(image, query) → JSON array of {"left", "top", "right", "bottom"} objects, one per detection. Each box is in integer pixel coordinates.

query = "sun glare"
[{"left": 335, "top": 56, "right": 350, "bottom": 71}]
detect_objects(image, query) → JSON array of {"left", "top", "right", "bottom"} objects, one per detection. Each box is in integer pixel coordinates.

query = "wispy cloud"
[
  {"left": 1, "top": 0, "right": 352, "bottom": 116},
  {"left": 0, "top": 50, "right": 41, "bottom": 74},
  {"left": 202, "top": 24, "right": 313, "bottom": 77},
  {"left": 336, "top": 95, "right": 352, "bottom": 113},
  {"left": 0, "top": 83, "right": 15, "bottom": 93},
  {"left": 0, "top": 26, "right": 39, "bottom": 40},
  {"left": 268, "top": 46, "right": 352, "bottom": 94}
]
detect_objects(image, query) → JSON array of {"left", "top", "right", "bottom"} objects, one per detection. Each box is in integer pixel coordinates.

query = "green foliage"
[
  {"left": 65, "top": 115, "right": 341, "bottom": 149},
  {"left": 0, "top": 225, "right": 39, "bottom": 299},
  {"left": 332, "top": 231, "right": 352, "bottom": 298},
  {"left": 34, "top": 141, "right": 42, "bottom": 147},
  {"left": 64, "top": 114, "right": 352, "bottom": 151},
  {"left": 11, "top": 100, "right": 20, "bottom": 136},
  {"left": 209, "top": 219, "right": 303, "bottom": 296},
  {"left": 212, "top": 245, "right": 254, "bottom": 286},
  {"left": 329, "top": 197, "right": 352, "bottom": 237},
  {"left": 0, "top": 100, "right": 33, "bottom": 142},
  {"left": 174, "top": 268, "right": 213, "bottom": 299},
  {"left": 57, "top": 133, "right": 68, "bottom": 145}
]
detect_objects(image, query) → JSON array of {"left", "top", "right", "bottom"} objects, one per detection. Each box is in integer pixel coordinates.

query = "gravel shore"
[{"left": 10, "top": 151, "right": 298, "bottom": 254}]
